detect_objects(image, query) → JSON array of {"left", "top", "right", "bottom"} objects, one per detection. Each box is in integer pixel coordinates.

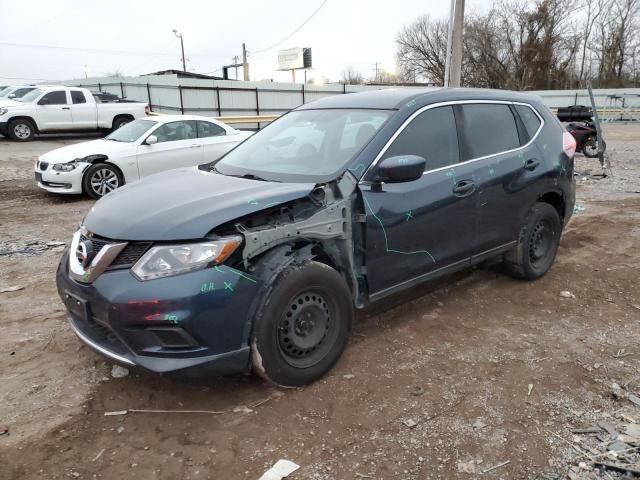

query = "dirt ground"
[{"left": 0, "top": 125, "right": 639, "bottom": 479}]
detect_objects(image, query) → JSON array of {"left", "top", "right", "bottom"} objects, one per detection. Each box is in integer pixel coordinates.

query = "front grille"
[
  {"left": 111, "top": 242, "right": 152, "bottom": 267},
  {"left": 80, "top": 233, "right": 151, "bottom": 270},
  {"left": 39, "top": 161, "right": 49, "bottom": 171},
  {"left": 80, "top": 233, "right": 110, "bottom": 254}
]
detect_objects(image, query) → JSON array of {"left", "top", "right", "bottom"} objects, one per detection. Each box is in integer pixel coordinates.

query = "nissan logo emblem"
[{"left": 76, "top": 240, "right": 94, "bottom": 268}]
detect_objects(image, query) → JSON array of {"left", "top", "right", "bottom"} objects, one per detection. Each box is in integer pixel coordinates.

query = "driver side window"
[
  {"left": 152, "top": 121, "right": 197, "bottom": 143},
  {"left": 40, "top": 91, "right": 68, "bottom": 105},
  {"left": 381, "top": 106, "right": 459, "bottom": 171}
]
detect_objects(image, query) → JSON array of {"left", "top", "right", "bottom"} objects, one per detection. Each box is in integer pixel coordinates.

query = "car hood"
[
  {"left": 0, "top": 99, "right": 23, "bottom": 108},
  {"left": 40, "top": 139, "right": 130, "bottom": 164},
  {"left": 83, "top": 168, "right": 316, "bottom": 241}
]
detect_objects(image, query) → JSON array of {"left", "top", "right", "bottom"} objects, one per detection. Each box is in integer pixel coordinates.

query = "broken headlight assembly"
[
  {"left": 131, "top": 236, "right": 243, "bottom": 281},
  {"left": 52, "top": 160, "right": 80, "bottom": 172}
]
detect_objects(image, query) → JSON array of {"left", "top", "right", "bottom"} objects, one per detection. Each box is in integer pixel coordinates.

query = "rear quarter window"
[
  {"left": 459, "top": 104, "right": 520, "bottom": 160},
  {"left": 515, "top": 104, "right": 542, "bottom": 139}
]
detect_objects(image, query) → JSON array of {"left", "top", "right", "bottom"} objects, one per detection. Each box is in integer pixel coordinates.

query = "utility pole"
[
  {"left": 443, "top": 0, "right": 455, "bottom": 86},
  {"left": 372, "top": 62, "right": 381, "bottom": 82},
  {"left": 242, "top": 43, "right": 250, "bottom": 81},
  {"left": 232, "top": 55, "right": 240, "bottom": 80},
  {"left": 172, "top": 29, "right": 186, "bottom": 72},
  {"left": 449, "top": 0, "right": 465, "bottom": 87}
]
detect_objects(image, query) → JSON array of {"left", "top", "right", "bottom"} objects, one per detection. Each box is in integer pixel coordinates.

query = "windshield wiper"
[
  {"left": 238, "top": 173, "right": 268, "bottom": 181},
  {"left": 222, "top": 172, "right": 270, "bottom": 181}
]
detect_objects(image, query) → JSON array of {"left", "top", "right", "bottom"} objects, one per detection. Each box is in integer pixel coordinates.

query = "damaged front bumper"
[
  {"left": 56, "top": 248, "right": 261, "bottom": 375},
  {"left": 34, "top": 160, "right": 86, "bottom": 194}
]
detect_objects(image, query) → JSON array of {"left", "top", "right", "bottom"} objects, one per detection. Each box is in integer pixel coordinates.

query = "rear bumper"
[{"left": 56, "top": 247, "right": 260, "bottom": 376}]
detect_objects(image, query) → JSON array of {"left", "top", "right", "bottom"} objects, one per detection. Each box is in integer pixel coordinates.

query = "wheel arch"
[
  {"left": 112, "top": 114, "right": 134, "bottom": 129},
  {"left": 537, "top": 191, "right": 565, "bottom": 222},
  {"left": 240, "top": 242, "right": 352, "bottom": 343},
  {"left": 7, "top": 116, "right": 39, "bottom": 133},
  {"left": 81, "top": 158, "right": 126, "bottom": 195}
]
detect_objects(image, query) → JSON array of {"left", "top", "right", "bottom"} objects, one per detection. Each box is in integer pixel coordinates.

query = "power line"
[
  {"left": 0, "top": 41, "right": 234, "bottom": 58},
  {"left": 251, "top": 0, "right": 329, "bottom": 54}
]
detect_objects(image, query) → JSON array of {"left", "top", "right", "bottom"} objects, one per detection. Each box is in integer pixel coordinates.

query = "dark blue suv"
[{"left": 56, "top": 88, "right": 576, "bottom": 386}]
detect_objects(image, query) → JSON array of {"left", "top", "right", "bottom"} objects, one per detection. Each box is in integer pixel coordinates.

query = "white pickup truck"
[{"left": 0, "top": 86, "right": 149, "bottom": 141}]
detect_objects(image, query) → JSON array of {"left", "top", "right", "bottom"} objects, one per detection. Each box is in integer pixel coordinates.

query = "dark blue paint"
[{"left": 84, "top": 167, "right": 315, "bottom": 240}]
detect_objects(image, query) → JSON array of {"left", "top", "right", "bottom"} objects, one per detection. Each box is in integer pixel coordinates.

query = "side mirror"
[
  {"left": 8, "top": 94, "right": 15, "bottom": 99},
  {"left": 38, "top": 97, "right": 49, "bottom": 105},
  {"left": 373, "top": 155, "right": 426, "bottom": 184},
  {"left": 145, "top": 135, "right": 158, "bottom": 145}
]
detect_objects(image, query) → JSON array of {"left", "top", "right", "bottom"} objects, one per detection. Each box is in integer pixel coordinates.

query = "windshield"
[
  {"left": 11, "top": 87, "right": 35, "bottom": 99},
  {"left": 0, "top": 88, "right": 10, "bottom": 98},
  {"left": 106, "top": 119, "right": 157, "bottom": 142},
  {"left": 19, "top": 88, "right": 44, "bottom": 103},
  {"left": 215, "top": 109, "right": 391, "bottom": 182}
]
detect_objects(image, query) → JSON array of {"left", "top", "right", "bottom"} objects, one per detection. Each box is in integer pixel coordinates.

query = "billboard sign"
[{"left": 278, "top": 47, "right": 312, "bottom": 70}]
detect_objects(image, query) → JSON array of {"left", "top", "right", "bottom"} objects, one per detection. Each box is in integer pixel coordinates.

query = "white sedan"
[{"left": 34, "top": 115, "right": 252, "bottom": 198}]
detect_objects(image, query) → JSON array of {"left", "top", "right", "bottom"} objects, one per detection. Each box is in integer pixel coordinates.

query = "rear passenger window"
[
  {"left": 382, "top": 106, "right": 459, "bottom": 171},
  {"left": 460, "top": 104, "right": 520, "bottom": 160},
  {"left": 515, "top": 104, "right": 542, "bottom": 140},
  {"left": 197, "top": 121, "right": 225, "bottom": 138},
  {"left": 71, "top": 91, "right": 86, "bottom": 104}
]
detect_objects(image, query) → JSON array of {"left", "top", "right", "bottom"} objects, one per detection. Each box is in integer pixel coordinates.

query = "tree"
[
  {"left": 396, "top": 15, "right": 449, "bottom": 85},
  {"left": 594, "top": 0, "right": 639, "bottom": 86},
  {"left": 341, "top": 66, "right": 364, "bottom": 84},
  {"left": 104, "top": 68, "right": 125, "bottom": 79},
  {"left": 577, "top": 0, "right": 608, "bottom": 84},
  {"left": 394, "top": 0, "right": 639, "bottom": 89}
]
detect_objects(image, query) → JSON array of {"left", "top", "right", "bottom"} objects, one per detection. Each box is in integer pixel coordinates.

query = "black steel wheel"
[
  {"left": 278, "top": 291, "right": 338, "bottom": 369},
  {"left": 503, "top": 202, "right": 562, "bottom": 280},
  {"left": 528, "top": 219, "right": 554, "bottom": 269},
  {"left": 252, "top": 260, "right": 352, "bottom": 386}
]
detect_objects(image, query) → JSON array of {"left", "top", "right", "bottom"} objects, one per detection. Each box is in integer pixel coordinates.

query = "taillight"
[
  {"left": 144, "top": 104, "right": 150, "bottom": 115},
  {"left": 563, "top": 131, "right": 576, "bottom": 157}
]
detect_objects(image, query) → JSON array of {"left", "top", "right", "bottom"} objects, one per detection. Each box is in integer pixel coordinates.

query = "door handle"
[
  {"left": 189, "top": 144, "right": 201, "bottom": 148},
  {"left": 524, "top": 159, "right": 540, "bottom": 171},
  {"left": 61, "top": 107, "right": 71, "bottom": 110},
  {"left": 452, "top": 180, "right": 476, "bottom": 196}
]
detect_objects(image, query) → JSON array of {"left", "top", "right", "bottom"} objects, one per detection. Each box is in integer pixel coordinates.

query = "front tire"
[
  {"left": 82, "top": 163, "right": 123, "bottom": 199},
  {"left": 251, "top": 261, "right": 353, "bottom": 386},
  {"left": 503, "top": 202, "right": 562, "bottom": 280},
  {"left": 8, "top": 118, "right": 36, "bottom": 141}
]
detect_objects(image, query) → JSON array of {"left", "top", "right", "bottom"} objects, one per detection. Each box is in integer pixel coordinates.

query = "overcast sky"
[{"left": 0, "top": 0, "right": 491, "bottom": 85}]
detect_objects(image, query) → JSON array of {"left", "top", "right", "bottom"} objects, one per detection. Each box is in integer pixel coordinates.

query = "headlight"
[
  {"left": 53, "top": 161, "right": 78, "bottom": 172},
  {"left": 0, "top": 108, "right": 7, "bottom": 116},
  {"left": 131, "top": 236, "right": 243, "bottom": 281}
]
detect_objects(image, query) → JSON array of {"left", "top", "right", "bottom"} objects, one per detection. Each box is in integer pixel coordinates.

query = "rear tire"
[
  {"left": 112, "top": 116, "right": 131, "bottom": 131},
  {"left": 251, "top": 260, "right": 352, "bottom": 386},
  {"left": 8, "top": 118, "right": 36, "bottom": 141},
  {"left": 82, "top": 163, "right": 123, "bottom": 199},
  {"left": 583, "top": 136, "right": 606, "bottom": 158},
  {"left": 503, "top": 202, "right": 562, "bottom": 280}
]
